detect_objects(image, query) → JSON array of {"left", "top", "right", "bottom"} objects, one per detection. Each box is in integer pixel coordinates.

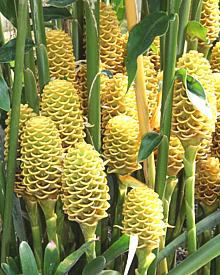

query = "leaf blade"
[
  {"left": 82, "top": 256, "right": 106, "bottom": 275},
  {"left": 43, "top": 6, "right": 72, "bottom": 21},
  {"left": 0, "top": 75, "right": 10, "bottom": 112},
  {"left": 19, "top": 241, "right": 39, "bottom": 275}
]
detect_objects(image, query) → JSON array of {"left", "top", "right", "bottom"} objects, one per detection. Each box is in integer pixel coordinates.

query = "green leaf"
[
  {"left": 124, "top": 235, "right": 138, "bottom": 275},
  {"left": 126, "top": 12, "right": 171, "bottom": 89},
  {"left": 6, "top": 257, "right": 20, "bottom": 274},
  {"left": 100, "top": 271, "right": 121, "bottom": 275},
  {"left": 82, "top": 256, "right": 106, "bottom": 275},
  {"left": 147, "top": 0, "right": 161, "bottom": 13},
  {"left": 186, "top": 21, "right": 207, "bottom": 42},
  {"left": 0, "top": 38, "right": 34, "bottom": 63},
  {"left": 0, "top": 0, "right": 17, "bottom": 27},
  {"left": 157, "top": 209, "right": 220, "bottom": 263},
  {"left": 55, "top": 241, "right": 94, "bottom": 275},
  {"left": 38, "top": 44, "right": 50, "bottom": 90},
  {"left": 24, "top": 69, "right": 39, "bottom": 113},
  {"left": 175, "top": 68, "right": 212, "bottom": 119},
  {"left": 138, "top": 132, "right": 163, "bottom": 162},
  {"left": 19, "top": 241, "right": 39, "bottom": 275},
  {"left": 102, "top": 235, "right": 130, "bottom": 265},
  {"left": 44, "top": 241, "right": 59, "bottom": 275},
  {"left": 47, "top": 0, "right": 76, "bottom": 7},
  {"left": 168, "top": 234, "right": 220, "bottom": 275},
  {"left": 1, "top": 263, "right": 17, "bottom": 275},
  {"left": 43, "top": 6, "right": 72, "bottom": 21},
  {"left": 0, "top": 75, "right": 10, "bottom": 112}
]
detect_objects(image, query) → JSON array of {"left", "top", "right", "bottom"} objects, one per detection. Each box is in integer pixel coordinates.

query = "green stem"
[
  {"left": 0, "top": 161, "right": 5, "bottom": 217},
  {"left": 202, "top": 229, "right": 211, "bottom": 275},
  {"left": 76, "top": 0, "right": 84, "bottom": 60},
  {"left": 85, "top": 0, "right": 101, "bottom": 152},
  {"left": 177, "top": 0, "right": 192, "bottom": 58},
  {"left": 136, "top": 249, "right": 155, "bottom": 275},
  {"left": 25, "top": 199, "right": 43, "bottom": 272},
  {"left": 72, "top": 2, "right": 79, "bottom": 60},
  {"left": 155, "top": 14, "right": 179, "bottom": 200},
  {"left": 183, "top": 145, "right": 198, "bottom": 254},
  {"left": 80, "top": 223, "right": 97, "bottom": 263},
  {"left": 39, "top": 199, "right": 59, "bottom": 257},
  {"left": 0, "top": 0, "right": 28, "bottom": 264},
  {"left": 215, "top": 225, "right": 220, "bottom": 272}
]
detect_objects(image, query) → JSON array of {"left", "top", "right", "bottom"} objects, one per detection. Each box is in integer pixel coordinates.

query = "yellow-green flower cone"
[
  {"left": 210, "top": 42, "right": 220, "bottom": 72},
  {"left": 212, "top": 115, "right": 220, "bottom": 160}
]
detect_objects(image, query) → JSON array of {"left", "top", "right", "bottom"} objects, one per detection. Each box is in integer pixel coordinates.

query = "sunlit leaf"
[
  {"left": 0, "top": 75, "right": 10, "bottom": 112},
  {"left": 124, "top": 235, "right": 138, "bottom": 275},
  {"left": 186, "top": 21, "right": 207, "bottom": 42},
  {"left": 1, "top": 263, "right": 17, "bottom": 275},
  {"left": 47, "top": 0, "right": 76, "bottom": 7},
  {"left": 19, "top": 242, "right": 39, "bottom": 275},
  {"left": 138, "top": 132, "right": 164, "bottom": 162},
  {"left": 126, "top": 12, "right": 171, "bottom": 89},
  {"left": 44, "top": 241, "right": 59, "bottom": 275},
  {"left": 82, "top": 256, "right": 106, "bottom": 275},
  {"left": 43, "top": 6, "right": 72, "bottom": 21}
]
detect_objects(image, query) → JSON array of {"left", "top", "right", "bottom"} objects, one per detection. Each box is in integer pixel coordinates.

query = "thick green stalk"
[
  {"left": 29, "top": 0, "right": 50, "bottom": 90},
  {"left": 136, "top": 249, "right": 155, "bottom": 275},
  {"left": 177, "top": 0, "right": 192, "bottom": 57},
  {"left": 72, "top": 3, "right": 79, "bottom": 60},
  {"left": 25, "top": 199, "right": 43, "bottom": 272},
  {"left": 39, "top": 199, "right": 59, "bottom": 258},
  {"left": 0, "top": 0, "right": 28, "bottom": 263},
  {"left": 85, "top": 0, "right": 101, "bottom": 152},
  {"left": 183, "top": 145, "right": 198, "bottom": 254},
  {"left": 187, "top": 0, "right": 203, "bottom": 51},
  {"left": 76, "top": 0, "right": 84, "bottom": 60},
  {"left": 0, "top": 161, "right": 5, "bottom": 217},
  {"left": 80, "top": 224, "right": 97, "bottom": 263},
  {"left": 202, "top": 229, "right": 211, "bottom": 275},
  {"left": 155, "top": 14, "right": 179, "bottom": 199}
]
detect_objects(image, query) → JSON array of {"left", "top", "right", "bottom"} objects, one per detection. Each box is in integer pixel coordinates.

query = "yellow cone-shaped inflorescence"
[
  {"left": 200, "top": 0, "right": 220, "bottom": 45},
  {"left": 100, "top": 3, "right": 125, "bottom": 74},
  {"left": 172, "top": 51, "right": 217, "bottom": 147},
  {"left": 101, "top": 73, "right": 138, "bottom": 131},
  {"left": 196, "top": 157, "right": 220, "bottom": 207},
  {"left": 213, "top": 73, "right": 220, "bottom": 112},
  {"left": 75, "top": 62, "right": 88, "bottom": 115},
  {"left": 122, "top": 186, "right": 165, "bottom": 250},
  {"left": 143, "top": 56, "right": 159, "bottom": 122},
  {"left": 212, "top": 115, "right": 220, "bottom": 159},
  {"left": 147, "top": 36, "right": 160, "bottom": 71},
  {"left": 4, "top": 104, "right": 36, "bottom": 158},
  {"left": 167, "top": 136, "right": 184, "bottom": 177},
  {"left": 41, "top": 79, "right": 85, "bottom": 150},
  {"left": 61, "top": 142, "right": 110, "bottom": 226},
  {"left": 103, "top": 115, "right": 141, "bottom": 175},
  {"left": 15, "top": 116, "right": 63, "bottom": 200},
  {"left": 46, "top": 30, "right": 76, "bottom": 82},
  {"left": 196, "top": 137, "right": 212, "bottom": 161},
  {"left": 210, "top": 41, "right": 220, "bottom": 72}
]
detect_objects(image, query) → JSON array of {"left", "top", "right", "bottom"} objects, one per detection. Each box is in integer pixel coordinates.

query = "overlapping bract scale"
[
  {"left": 103, "top": 115, "right": 141, "bottom": 175},
  {"left": 40, "top": 79, "right": 85, "bottom": 149},
  {"left": 200, "top": 0, "right": 220, "bottom": 45},
  {"left": 75, "top": 62, "right": 88, "bottom": 115},
  {"left": 46, "top": 30, "right": 76, "bottom": 81},
  {"left": 212, "top": 115, "right": 220, "bottom": 159},
  {"left": 210, "top": 42, "right": 220, "bottom": 72},
  {"left": 15, "top": 116, "right": 63, "bottom": 200},
  {"left": 122, "top": 186, "right": 165, "bottom": 250},
  {"left": 172, "top": 51, "right": 216, "bottom": 146},
  {"left": 196, "top": 137, "right": 212, "bottom": 161},
  {"left": 100, "top": 3, "right": 125, "bottom": 74},
  {"left": 196, "top": 157, "right": 220, "bottom": 207},
  {"left": 61, "top": 143, "right": 110, "bottom": 226},
  {"left": 167, "top": 136, "right": 184, "bottom": 176},
  {"left": 147, "top": 36, "right": 160, "bottom": 71},
  {"left": 213, "top": 73, "right": 220, "bottom": 112}
]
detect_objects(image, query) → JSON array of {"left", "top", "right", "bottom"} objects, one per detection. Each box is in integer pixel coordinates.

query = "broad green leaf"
[
  {"left": 168, "top": 234, "right": 220, "bottom": 275},
  {"left": 6, "top": 257, "right": 20, "bottom": 274},
  {"left": 19, "top": 241, "right": 39, "bottom": 275},
  {"left": 100, "top": 271, "right": 121, "bottom": 275},
  {"left": 175, "top": 68, "right": 212, "bottom": 119},
  {"left": 24, "top": 69, "right": 39, "bottom": 113},
  {"left": 0, "top": 0, "right": 17, "bottom": 27},
  {"left": 112, "top": 0, "right": 125, "bottom": 21},
  {"left": 124, "top": 235, "right": 138, "bottom": 275},
  {"left": 1, "top": 263, "right": 17, "bottom": 275},
  {"left": 0, "top": 75, "right": 10, "bottom": 111},
  {"left": 0, "top": 38, "right": 34, "bottom": 63},
  {"left": 147, "top": 0, "right": 161, "bottom": 13},
  {"left": 138, "top": 132, "right": 163, "bottom": 162},
  {"left": 47, "top": 0, "right": 76, "bottom": 7},
  {"left": 126, "top": 12, "right": 171, "bottom": 89},
  {"left": 157, "top": 209, "right": 220, "bottom": 263},
  {"left": 186, "top": 21, "right": 207, "bottom": 42},
  {"left": 44, "top": 241, "right": 59, "bottom": 275},
  {"left": 82, "top": 256, "right": 106, "bottom": 275},
  {"left": 102, "top": 235, "right": 130, "bottom": 265},
  {"left": 55, "top": 241, "right": 94, "bottom": 275},
  {"left": 43, "top": 7, "right": 72, "bottom": 21},
  {"left": 38, "top": 44, "right": 50, "bottom": 90}
]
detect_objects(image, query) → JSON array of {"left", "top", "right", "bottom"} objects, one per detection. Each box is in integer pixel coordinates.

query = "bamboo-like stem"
[
  {"left": 76, "top": 0, "right": 84, "bottom": 60},
  {"left": 136, "top": 248, "right": 156, "bottom": 275},
  {"left": 183, "top": 145, "right": 198, "bottom": 254},
  {"left": 25, "top": 199, "right": 43, "bottom": 272},
  {"left": 125, "top": 0, "right": 155, "bottom": 188},
  {"left": 85, "top": 0, "right": 101, "bottom": 152},
  {"left": 177, "top": 0, "right": 192, "bottom": 57},
  {"left": 0, "top": 161, "right": 5, "bottom": 217},
  {"left": 29, "top": 0, "right": 50, "bottom": 91},
  {"left": 155, "top": 14, "right": 179, "bottom": 200},
  {"left": 187, "top": 0, "right": 203, "bottom": 51},
  {"left": 0, "top": 0, "right": 28, "bottom": 263},
  {"left": 72, "top": 3, "right": 79, "bottom": 60},
  {"left": 80, "top": 224, "right": 97, "bottom": 263}
]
